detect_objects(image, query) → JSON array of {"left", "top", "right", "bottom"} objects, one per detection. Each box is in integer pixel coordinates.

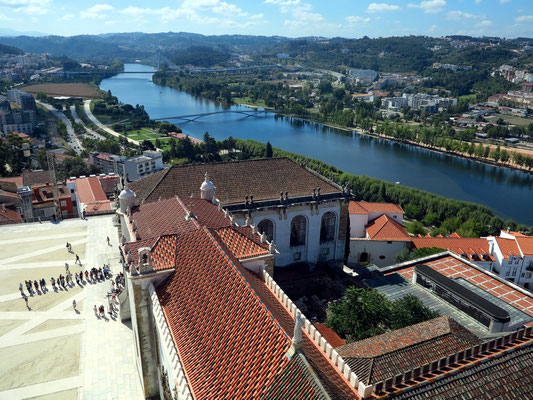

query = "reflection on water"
[{"left": 100, "top": 64, "right": 533, "bottom": 224}]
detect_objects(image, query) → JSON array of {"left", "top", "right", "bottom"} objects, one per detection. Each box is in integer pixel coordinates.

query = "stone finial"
[
  {"left": 252, "top": 224, "right": 258, "bottom": 234},
  {"left": 289, "top": 311, "right": 304, "bottom": 354},
  {"left": 260, "top": 232, "right": 266, "bottom": 243},
  {"left": 269, "top": 241, "right": 276, "bottom": 254},
  {"left": 224, "top": 209, "right": 229, "bottom": 219},
  {"left": 285, "top": 191, "right": 289, "bottom": 201},
  {"left": 245, "top": 217, "right": 251, "bottom": 226}
]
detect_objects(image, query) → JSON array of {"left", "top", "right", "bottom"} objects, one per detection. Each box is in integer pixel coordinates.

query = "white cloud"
[
  {"left": 80, "top": 4, "right": 114, "bottom": 19},
  {"left": 477, "top": 19, "right": 492, "bottom": 27},
  {"left": 0, "top": 12, "right": 12, "bottom": 20},
  {"left": 346, "top": 15, "right": 371, "bottom": 24},
  {"left": 251, "top": 13, "right": 264, "bottom": 19},
  {"left": 58, "top": 13, "right": 74, "bottom": 21},
  {"left": 515, "top": 15, "right": 533, "bottom": 22},
  {"left": 408, "top": 0, "right": 447, "bottom": 14},
  {"left": 475, "top": 0, "right": 482, "bottom": 3},
  {"left": 366, "top": 3, "right": 400, "bottom": 13},
  {"left": 0, "top": 0, "right": 51, "bottom": 15},
  {"left": 446, "top": 10, "right": 482, "bottom": 20}
]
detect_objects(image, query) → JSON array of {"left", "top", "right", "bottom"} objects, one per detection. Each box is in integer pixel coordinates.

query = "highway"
[
  {"left": 37, "top": 100, "right": 82, "bottom": 154},
  {"left": 70, "top": 105, "right": 106, "bottom": 141}
]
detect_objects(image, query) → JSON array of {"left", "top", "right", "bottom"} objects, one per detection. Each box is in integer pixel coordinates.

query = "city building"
[
  {"left": 31, "top": 182, "right": 74, "bottom": 219},
  {"left": 7, "top": 89, "right": 36, "bottom": 110},
  {"left": 88, "top": 152, "right": 125, "bottom": 175},
  {"left": 116, "top": 186, "right": 363, "bottom": 399},
  {"left": 70, "top": 176, "right": 114, "bottom": 217},
  {"left": 123, "top": 150, "right": 163, "bottom": 181},
  {"left": 0, "top": 108, "right": 35, "bottom": 136},
  {"left": 129, "top": 158, "right": 351, "bottom": 267},
  {"left": 348, "top": 69, "right": 378, "bottom": 85}
]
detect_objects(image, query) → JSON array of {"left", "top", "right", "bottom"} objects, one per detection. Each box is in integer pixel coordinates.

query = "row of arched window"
[{"left": 257, "top": 212, "right": 337, "bottom": 247}]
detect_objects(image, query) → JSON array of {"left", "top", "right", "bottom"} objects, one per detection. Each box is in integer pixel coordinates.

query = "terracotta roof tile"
[
  {"left": 314, "top": 323, "right": 346, "bottom": 348},
  {"left": 22, "top": 170, "right": 51, "bottom": 186},
  {"left": 495, "top": 237, "right": 521, "bottom": 259},
  {"left": 156, "top": 228, "right": 293, "bottom": 400},
  {"left": 97, "top": 175, "right": 119, "bottom": 195},
  {"left": 516, "top": 237, "right": 533, "bottom": 256},
  {"left": 391, "top": 341, "right": 533, "bottom": 400},
  {"left": 215, "top": 226, "right": 270, "bottom": 259},
  {"left": 366, "top": 214, "right": 411, "bottom": 241},
  {"left": 75, "top": 177, "right": 107, "bottom": 204},
  {"left": 349, "top": 201, "right": 404, "bottom": 215},
  {"left": 337, "top": 316, "right": 481, "bottom": 385},
  {"left": 412, "top": 237, "right": 494, "bottom": 262},
  {"left": 0, "top": 206, "right": 22, "bottom": 225},
  {"left": 130, "top": 158, "right": 340, "bottom": 205},
  {"left": 0, "top": 176, "right": 23, "bottom": 187}
]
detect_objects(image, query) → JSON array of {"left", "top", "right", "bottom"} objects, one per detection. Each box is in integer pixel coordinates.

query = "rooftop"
[
  {"left": 154, "top": 227, "right": 358, "bottom": 399},
  {"left": 336, "top": 316, "right": 481, "bottom": 385},
  {"left": 495, "top": 237, "right": 521, "bottom": 259},
  {"left": 365, "top": 215, "right": 411, "bottom": 241},
  {"left": 348, "top": 201, "right": 404, "bottom": 215},
  {"left": 129, "top": 158, "right": 340, "bottom": 206},
  {"left": 412, "top": 237, "right": 494, "bottom": 262},
  {"left": 383, "top": 254, "right": 533, "bottom": 329}
]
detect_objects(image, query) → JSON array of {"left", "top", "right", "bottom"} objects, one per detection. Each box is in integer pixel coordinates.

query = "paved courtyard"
[{"left": 0, "top": 216, "right": 143, "bottom": 400}]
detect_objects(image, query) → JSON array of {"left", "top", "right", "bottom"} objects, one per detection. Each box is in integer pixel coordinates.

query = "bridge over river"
[{"left": 152, "top": 109, "right": 276, "bottom": 122}]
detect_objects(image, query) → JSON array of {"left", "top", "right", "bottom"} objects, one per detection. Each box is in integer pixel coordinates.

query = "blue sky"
[{"left": 0, "top": 0, "right": 532, "bottom": 38}]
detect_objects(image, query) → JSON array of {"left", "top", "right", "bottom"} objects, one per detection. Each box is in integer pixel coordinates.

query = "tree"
[
  {"left": 390, "top": 295, "right": 440, "bottom": 330},
  {"left": 142, "top": 140, "right": 155, "bottom": 151},
  {"left": 490, "top": 146, "right": 501, "bottom": 162},
  {"left": 57, "top": 157, "right": 99, "bottom": 180},
  {"left": 264, "top": 141, "right": 273, "bottom": 158},
  {"left": 396, "top": 247, "right": 445, "bottom": 263},
  {"left": 408, "top": 221, "right": 425, "bottom": 235},
  {"left": 326, "top": 287, "right": 391, "bottom": 341}
]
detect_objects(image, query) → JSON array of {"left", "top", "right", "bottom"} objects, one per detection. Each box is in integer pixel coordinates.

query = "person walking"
[
  {"left": 19, "top": 283, "right": 24, "bottom": 296},
  {"left": 65, "top": 262, "right": 69, "bottom": 273},
  {"left": 72, "top": 299, "right": 77, "bottom": 311},
  {"left": 23, "top": 294, "right": 30, "bottom": 310},
  {"left": 94, "top": 304, "right": 99, "bottom": 318},
  {"left": 107, "top": 236, "right": 110, "bottom": 246},
  {"left": 34, "top": 280, "right": 39, "bottom": 293},
  {"left": 75, "top": 254, "right": 80, "bottom": 265}
]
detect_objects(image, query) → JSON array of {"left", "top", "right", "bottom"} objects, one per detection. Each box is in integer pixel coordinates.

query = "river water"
[{"left": 100, "top": 64, "right": 533, "bottom": 225}]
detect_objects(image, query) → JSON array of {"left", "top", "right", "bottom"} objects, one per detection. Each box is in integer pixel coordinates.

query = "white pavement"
[{"left": 0, "top": 216, "right": 144, "bottom": 400}]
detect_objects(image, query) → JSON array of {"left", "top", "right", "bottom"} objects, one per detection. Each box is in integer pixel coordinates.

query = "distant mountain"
[
  {"left": 0, "top": 28, "right": 47, "bottom": 37},
  {"left": 0, "top": 32, "right": 291, "bottom": 62},
  {"left": 0, "top": 43, "right": 23, "bottom": 55}
]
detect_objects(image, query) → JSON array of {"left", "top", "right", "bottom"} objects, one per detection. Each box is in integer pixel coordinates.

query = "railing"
[
  {"left": 149, "top": 285, "right": 194, "bottom": 400},
  {"left": 372, "top": 326, "right": 533, "bottom": 397},
  {"left": 260, "top": 269, "right": 370, "bottom": 397}
]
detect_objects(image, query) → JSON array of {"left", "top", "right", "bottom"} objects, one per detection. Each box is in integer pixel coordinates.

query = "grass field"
[
  {"left": 22, "top": 83, "right": 100, "bottom": 98},
  {"left": 486, "top": 114, "right": 532, "bottom": 127}
]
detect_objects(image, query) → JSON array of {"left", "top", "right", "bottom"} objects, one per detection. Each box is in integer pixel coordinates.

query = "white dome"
[
  {"left": 200, "top": 179, "right": 216, "bottom": 191},
  {"left": 119, "top": 188, "right": 135, "bottom": 200}
]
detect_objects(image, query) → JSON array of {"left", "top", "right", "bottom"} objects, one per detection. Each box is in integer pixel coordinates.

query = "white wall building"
[{"left": 124, "top": 150, "right": 164, "bottom": 181}]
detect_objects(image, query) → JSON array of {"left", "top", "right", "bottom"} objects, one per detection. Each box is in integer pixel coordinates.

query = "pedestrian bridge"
[{"left": 152, "top": 109, "right": 273, "bottom": 122}]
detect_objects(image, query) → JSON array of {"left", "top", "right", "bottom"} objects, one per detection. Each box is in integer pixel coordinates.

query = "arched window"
[
  {"left": 320, "top": 212, "right": 336, "bottom": 243},
  {"left": 290, "top": 215, "right": 307, "bottom": 247},
  {"left": 258, "top": 219, "right": 275, "bottom": 242}
]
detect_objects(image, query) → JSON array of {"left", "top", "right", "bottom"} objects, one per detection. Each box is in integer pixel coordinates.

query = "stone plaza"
[{"left": 0, "top": 216, "right": 143, "bottom": 400}]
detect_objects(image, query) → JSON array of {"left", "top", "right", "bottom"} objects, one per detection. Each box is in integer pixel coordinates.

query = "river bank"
[{"left": 100, "top": 64, "right": 533, "bottom": 225}]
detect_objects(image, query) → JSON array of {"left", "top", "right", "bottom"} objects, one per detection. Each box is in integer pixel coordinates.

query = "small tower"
[
  {"left": 200, "top": 172, "right": 216, "bottom": 203},
  {"left": 119, "top": 184, "right": 136, "bottom": 213}
]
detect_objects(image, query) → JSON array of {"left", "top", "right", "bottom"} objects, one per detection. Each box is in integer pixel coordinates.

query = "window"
[
  {"left": 257, "top": 219, "right": 275, "bottom": 242},
  {"left": 60, "top": 200, "right": 66, "bottom": 206},
  {"left": 290, "top": 215, "right": 307, "bottom": 247},
  {"left": 320, "top": 212, "right": 336, "bottom": 243},
  {"left": 379, "top": 255, "right": 386, "bottom": 260}
]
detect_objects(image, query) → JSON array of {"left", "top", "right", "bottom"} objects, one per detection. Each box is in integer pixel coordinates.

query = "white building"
[
  {"left": 129, "top": 158, "right": 352, "bottom": 267},
  {"left": 123, "top": 150, "right": 163, "bottom": 181},
  {"left": 347, "top": 201, "right": 410, "bottom": 267},
  {"left": 486, "top": 230, "right": 533, "bottom": 290}
]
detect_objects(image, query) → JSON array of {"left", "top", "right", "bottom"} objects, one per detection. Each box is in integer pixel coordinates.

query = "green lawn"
[
  {"left": 233, "top": 97, "right": 268, "bottom": 108},
  {"left": 486, "top": 114, "right": 532, "bottom": 127}
]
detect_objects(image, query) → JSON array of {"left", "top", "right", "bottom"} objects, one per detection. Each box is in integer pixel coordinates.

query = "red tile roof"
[
  {"left": 0, "top": 205, "right": 22, "bottom": 225},
  {"left": 336, "top": 316, "right": 481, "bottom": 385},
  {"left": 314, "top": 323, "right": 346, "bottom": 348},
  {"left": 130, "top": 158, "right": 340, "bottom": 205},
  {"left": 412, "top": 237, "right": 494, "bottom": 262},
  {"left": 215, "top": 226, "right": 270, "bottom": 259},
  {"left": 156, "top": 228, "right": 292, "bottom": 400},
  {"left": 365, "top": 214, "right": 411, "bottom": 241},
  {"left": 75, "top": 177, "right": 107, "bottom": 204},
  {"left": 0, "top": 176, "right": 23, "bottom": 187},
  {"left": 495, "top": 237, "right": 521, "bottom": 259},
  {"left": 22, "top": 170, "right": 51, "bottom": 187},
  {"left": 97, "top": 175, "right": 119, "bottom": 195},
  {"left": 516, "top": 237, "right": 533, "bottom": 256},
  {"left": 387, "top": 255, "right": 533, "bottom": 323},
  {"left": 348, "top": 201, "right": 404, "bottom": 215}
]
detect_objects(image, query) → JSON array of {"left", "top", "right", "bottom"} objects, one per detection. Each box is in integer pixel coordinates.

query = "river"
[{"left": 100, "top": 64, "right": 533, "bottom": 225}]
